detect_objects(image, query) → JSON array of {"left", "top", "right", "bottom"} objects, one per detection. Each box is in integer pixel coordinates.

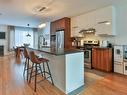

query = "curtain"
[
  {"left": 8, "top": 26, "right": 15, "bottom": 51},
  {"left": 14, "top": 27, "right": 34, "bottom": 47},
  {"left": 33, "top": 28, "right": 38, "bottom": 48}
]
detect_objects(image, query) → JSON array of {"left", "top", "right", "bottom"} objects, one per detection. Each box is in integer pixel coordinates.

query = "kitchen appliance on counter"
[
  {"left": 100, "top": 40, "right": 109, "bottom": 47},
  {"left": 71, "top": 37, "right": 81, "bottom": 47},
  {"left": 80, "top": 40, "right": 99, "bottom": 69},
  {"left": 114, "top": 45, "right": 127, "bottom": 75},
  {"left": 51, "top": 29, "right": 64, "bottom": 50}
]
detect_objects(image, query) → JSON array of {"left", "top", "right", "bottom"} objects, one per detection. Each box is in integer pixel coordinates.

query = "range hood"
[{"left": 79, "top": 28, "right": 96, "bottom": 34}]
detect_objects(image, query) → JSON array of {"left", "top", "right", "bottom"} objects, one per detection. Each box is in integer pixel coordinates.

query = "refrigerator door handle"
[
  {"left": 59, "top": 32, "right": 62, "bottom": 48},
  {"left": 56, "top": 30, "right": 64, "bottom": 50},
  {"left": 56, "top": 33, "right": 58, "bottom": 49}
]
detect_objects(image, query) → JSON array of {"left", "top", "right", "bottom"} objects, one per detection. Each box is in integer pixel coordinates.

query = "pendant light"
[{"left": 26, "top": 24, "right": 31, "bottom": 37}]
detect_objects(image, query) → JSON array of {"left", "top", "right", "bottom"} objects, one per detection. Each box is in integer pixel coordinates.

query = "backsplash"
[{"left": 79, "top": 33, "right": 116, "bottom": 46}]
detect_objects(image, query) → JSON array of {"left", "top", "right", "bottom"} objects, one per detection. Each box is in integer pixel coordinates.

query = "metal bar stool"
[
  {"left": 28, "top": 51, "right": 54, "bottom": 92},
  {"left": 23, "top": 48, "right": 30, "bottom": 81}
]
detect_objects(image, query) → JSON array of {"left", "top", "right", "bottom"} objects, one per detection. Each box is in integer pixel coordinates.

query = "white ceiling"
[{"left": 0, "top": 0, "right": 126, "bottom": 28}]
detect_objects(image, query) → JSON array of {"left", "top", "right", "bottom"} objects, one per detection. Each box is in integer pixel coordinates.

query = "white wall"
[
  {"left": 113, "top": 3, "right": 127, "bottom": 45},
  {"left": 0, "top": 25, "right": 9, "bottom": 55},
  {"left": 38, "top": 22, "right": 50, "bottom": 46},
  {"left": 33, "top": 29, "right": 39, "bottom": 49}
]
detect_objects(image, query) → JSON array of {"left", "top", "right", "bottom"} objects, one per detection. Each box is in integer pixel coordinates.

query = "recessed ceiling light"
[{"left": 38, "top": 23, "right": 46, "bottom": 28}]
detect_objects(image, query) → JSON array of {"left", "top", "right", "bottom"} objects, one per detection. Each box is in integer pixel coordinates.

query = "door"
[{"left": 56, "top": 30, "right": 64, "bottom": 50}]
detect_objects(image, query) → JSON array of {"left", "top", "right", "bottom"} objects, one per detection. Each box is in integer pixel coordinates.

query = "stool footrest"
[
  {"left": 37, "top": 76, "right": 52, "bottom": 84},
  {"left": 31, "top": 72, "right": 43, "bottom": 77},
  {"left": 43, "top": 71, "right": 51, "bottom": 75}
]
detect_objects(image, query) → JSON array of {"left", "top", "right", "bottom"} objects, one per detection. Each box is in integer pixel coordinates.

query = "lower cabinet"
[{"left": 92, "top": 48, "right": 113, "bottom": 72}]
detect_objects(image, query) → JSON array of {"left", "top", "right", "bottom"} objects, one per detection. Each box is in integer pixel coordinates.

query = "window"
[{"left": 15, "top": 27, "right": 33, "bottom": 47}]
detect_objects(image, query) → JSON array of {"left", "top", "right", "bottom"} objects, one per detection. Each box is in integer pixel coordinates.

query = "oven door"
[
  {"left": 84, "top": 50, "right": 91, "bottom": 63},
  {"left": 124, "top": 62, "right": 127, "bottom": 75},
  {"left": 114, "top": 46, "right": 123, "bottom": 63}
]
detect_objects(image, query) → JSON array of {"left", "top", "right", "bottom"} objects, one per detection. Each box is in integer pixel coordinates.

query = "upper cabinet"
[
  {"left": 50, "top": 17, "right": 71, "bottom": 49},
  {"left": 71, "top": 12, "right": 95, "bottom": 37},
  {"left": 71, "top": 16, "right": 82, "bottom": 37},
  {"left": 94, "top": 6, "right": 116, "bottom": 36},
  {"left": 71, "top": 6, "right": 116, "bottom": 37}
]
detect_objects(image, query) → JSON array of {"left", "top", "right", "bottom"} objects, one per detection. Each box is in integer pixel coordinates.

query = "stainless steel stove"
[{"left": 83, "top": 40, "right": 99, "bottom": 69}]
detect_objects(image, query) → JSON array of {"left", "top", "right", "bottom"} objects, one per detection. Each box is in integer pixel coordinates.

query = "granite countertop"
[{"left": 28, "top": 47, "right": 84, "bottom": 55}]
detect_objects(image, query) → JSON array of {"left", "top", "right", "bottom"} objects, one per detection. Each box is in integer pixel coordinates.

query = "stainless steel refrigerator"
[
  {"left": 56, "top": 30, "right": 64, "bottom": 50},
  {"left": 51, "top": 30, "right": 64, "bottom": 50}
]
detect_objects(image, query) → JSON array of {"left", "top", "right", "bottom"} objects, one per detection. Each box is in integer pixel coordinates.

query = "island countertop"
[
  {"left": 27, "top": 46, "right": 84, "bottom": 94},
  {"left": 28, "top": 47, "right": 84, "bottom": 55}
]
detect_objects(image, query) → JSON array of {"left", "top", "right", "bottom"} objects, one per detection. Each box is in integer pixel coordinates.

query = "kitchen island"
[{"left": 28, "top": 47, "right": 84, "bottom": 94}]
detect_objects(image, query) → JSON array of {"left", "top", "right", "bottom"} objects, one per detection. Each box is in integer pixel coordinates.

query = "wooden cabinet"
[
  {"left": 50, "top": 22, "right": 56, "bottom": 35},
  {"left": 50, "top": 17, "right": 71, "bottom": 49},
  {"left": 92, "top": 48, "right": 113, "bottom": 72}
]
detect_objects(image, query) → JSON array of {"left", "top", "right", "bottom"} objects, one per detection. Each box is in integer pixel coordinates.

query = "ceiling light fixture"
[
  {"left": 38, "top": 23, "right": 46, "bottom": 28},
  {"left": 98, "top": 21, "right": 111, "bottom": 25},
  {"left": 26, "top": 24, "right": 31, "bottom": 37},
  {"left": 33, "top": 6, "right": 47, "bottom": 14},
  {"left": 39, "top": 7, "right": 47, "bottom": 12}
]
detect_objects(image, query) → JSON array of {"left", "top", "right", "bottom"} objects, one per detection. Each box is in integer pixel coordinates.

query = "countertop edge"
[{"left": 27, "top": 47, "right": 84, "bottom": 55}]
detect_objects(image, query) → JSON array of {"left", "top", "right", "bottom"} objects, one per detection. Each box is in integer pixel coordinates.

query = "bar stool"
[
  {"left": 23, "top": 48, "right": 30, "bottom": 81},
  {"left": 29, "top": 51, "right": 54, "bottom": 92},
  {"left": 16, "top": 47, "right": 21, "bottom": 58}
]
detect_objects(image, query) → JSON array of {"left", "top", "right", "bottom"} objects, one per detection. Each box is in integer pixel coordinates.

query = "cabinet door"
[
  {"left": 56, "top": 19, "right": 65, "bottom": 30},
  {"left": 94, "top": 6, "right": 113, "bottom": 35},
  {"left": 96, "top": 49, "right": 101, "bottom": 70},
  {"left": 71, "top": 16, "right": 83, "bottom": 37},
  {"left": 95, "top": 22, "right": 112, "bottom": 35},
  {"left": 100, "top": 50, "right": 104, "bottom": 70},
  {"left": 92, "top": 48, "right": 99, "bottom": 69},
  {"left": 92, "top": 48, "right": 112, "bottom": 72},
  {"left": 50, "top": 22, "right": 56, "bottom": 35},
  {"left": 102, "top": 49, "right": 109, "bottom": 71},
  {"left": 86, "top": 11, "right": 96, "bottom": 29},
  {"left": 92, "top": 48, "right": 97, "bottom": 68},
  {"left": 101, "top": 49, "right": 112, "bottom": 72},
  {"left": 106, "top": 49, "right": 112, "bottom": 71}
]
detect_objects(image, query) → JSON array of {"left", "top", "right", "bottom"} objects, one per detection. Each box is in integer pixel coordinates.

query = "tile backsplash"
[{"left": 79, "top": 33, "right": 116, "bottom": 46}]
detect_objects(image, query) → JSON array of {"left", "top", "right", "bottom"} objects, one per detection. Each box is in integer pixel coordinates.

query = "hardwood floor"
[
  {"left": 81, "top": 70, "right": 127, "bottom": 95},
  {"left": 1, "top": 55, "right": 127, "bottom": 95},
  {"left": 0, "top": 55, "right": 65, "bottom": 95}
]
